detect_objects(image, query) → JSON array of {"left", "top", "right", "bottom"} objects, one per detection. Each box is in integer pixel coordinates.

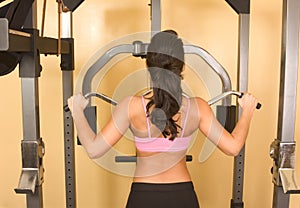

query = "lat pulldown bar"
[{"left": 64, "top": 91, "right": 261, "bottom": 163}]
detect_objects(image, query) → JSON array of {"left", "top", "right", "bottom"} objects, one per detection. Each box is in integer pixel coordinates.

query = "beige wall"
[{"left": 0, "top": 0, "right": 300, "bottom": 207}]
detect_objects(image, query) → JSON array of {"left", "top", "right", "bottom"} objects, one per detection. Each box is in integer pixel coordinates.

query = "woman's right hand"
[{"left": 238, "top": 93, "right": 258, "bottom": 115}]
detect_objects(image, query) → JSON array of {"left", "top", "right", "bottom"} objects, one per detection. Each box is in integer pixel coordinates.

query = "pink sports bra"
[{"left": 134, "top": 96, "right": 192, "bottom": 152}]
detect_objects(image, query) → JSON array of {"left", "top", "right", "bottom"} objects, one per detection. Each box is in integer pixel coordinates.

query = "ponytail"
[{"left": 146, "top": 30, "right": 184, "bottom": 140}]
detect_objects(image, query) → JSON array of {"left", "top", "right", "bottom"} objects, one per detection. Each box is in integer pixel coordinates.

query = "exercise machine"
[
  {"left": 0, "top": 0, "right": 253, "bottom": 207},
  {"left": 2, "top": 0, "right": 297, "bottom": 207},
  {"left": 78, "top": 1, "right": 252, "bottom": 208},
  {"left": 63, "top": 90, "right": 261, "bottom": 163},
  {"left": 270, "top": 0, "right": 300, "bottom": 207},
  {"left": 0, "top": 0, "right": 78, "bottom": 207}
]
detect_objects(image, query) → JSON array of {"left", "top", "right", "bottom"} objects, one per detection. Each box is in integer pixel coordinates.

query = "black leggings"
[{"left": 126, "top": 182, "right": 200, "bottom": 208}]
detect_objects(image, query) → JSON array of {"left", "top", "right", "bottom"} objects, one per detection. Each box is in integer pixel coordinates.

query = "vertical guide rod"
[
  {"left": 231, "top": 13, "right": 250, "bottom": 208},
  {"left": 223, "top": 0, "right": 252, "bottom": 205},
  {"left": 150, "top": 0, "right": 161, "bottom": 36},
  {"left": 20, "top": 78, "right": 43, "bottom": 208},
  {"left": 61, "top": 11, "right": 76, "bottom": 208},
  {"left": 19, "top": 0, "right": 44, "bottom": 207},
  {"left": 222, "top": 2, "right": 251, "bottom": 206},
  {"left": 62, "top": 71, "right": 76, "bottom": 208},
  {"left": 272, "top": 0, "right": 300, "bottom": 207}
]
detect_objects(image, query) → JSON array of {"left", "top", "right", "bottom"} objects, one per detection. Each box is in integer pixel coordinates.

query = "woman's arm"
[
  {"left": 197, "top": 93, "right": 258, "bottom": 156},
  {"left": 68, "top": 94, "right": 132, "bottom": 159}
]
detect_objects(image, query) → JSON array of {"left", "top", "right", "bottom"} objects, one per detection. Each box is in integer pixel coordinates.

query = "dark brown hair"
[{"left": 146, "top": 30, "right": 184, "bottom": 140}]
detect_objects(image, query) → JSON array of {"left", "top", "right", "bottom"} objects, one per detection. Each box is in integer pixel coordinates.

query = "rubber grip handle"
[
  {"left": 239, "top": 92, "right": 262, "bottom": 109},
  {"left": 256, "top": 103, "right": 262, "bottom": 109},
  {"left": 64, "top": 105, "right": 70, "bottom": 112}
]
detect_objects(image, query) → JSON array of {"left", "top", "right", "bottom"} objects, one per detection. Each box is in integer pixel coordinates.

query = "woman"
[{"left": 67, "top": 30, "right": 258, "bottom": 208}]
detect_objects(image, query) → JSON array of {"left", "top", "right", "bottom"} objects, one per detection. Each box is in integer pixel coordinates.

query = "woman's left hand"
[{"left": 67, "top": 93, "right": 89, "bottom": 114}]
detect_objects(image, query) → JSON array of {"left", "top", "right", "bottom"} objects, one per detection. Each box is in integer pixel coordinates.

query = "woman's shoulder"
[
  {"left": 187, "top": 96, "right": 212, "bottom": 114},
  {"left": 115, "top": 96, "right": 138, "bottom": 107},
  {"left": 117, "top": 95, "right": 144, "bottom": 111},
  {"left": 126, "top": 95, "right": 143, "bottom": 104},
  {"left": 188, "top": 96, "right": 209, "bottom": 106},
  {"left": 113, "top": 96, "right": 144, "bottom": 119}
]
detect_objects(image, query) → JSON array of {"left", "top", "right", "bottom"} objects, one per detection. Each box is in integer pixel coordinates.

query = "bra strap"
[
  {"left": 181, "top": 98, "right": 191, "bottom": 137},
  {"left": 141, "top": 96, "right": 151, "bottom": 138}
]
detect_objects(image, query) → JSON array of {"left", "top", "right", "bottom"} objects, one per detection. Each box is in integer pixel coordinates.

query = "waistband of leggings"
[{"left": 130, "top": 181, "right": 194, "bottom": 192}]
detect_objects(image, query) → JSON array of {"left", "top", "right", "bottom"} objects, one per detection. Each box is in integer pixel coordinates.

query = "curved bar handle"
[
  {"left": 208, "top": 91, "right": 261, "bottom": 109},
  {"left": 63, "top": 92, "right": 118, "bottom": 112}
]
